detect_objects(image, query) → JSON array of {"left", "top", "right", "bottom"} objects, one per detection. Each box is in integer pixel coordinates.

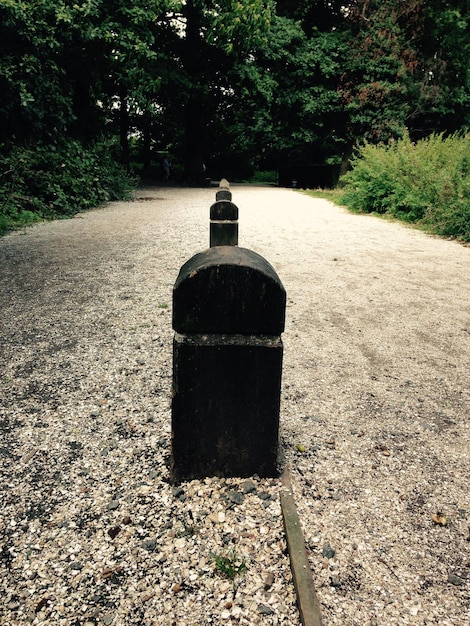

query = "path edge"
[{"left": 280, "top": 478, "right": 323, "bottom": 626}]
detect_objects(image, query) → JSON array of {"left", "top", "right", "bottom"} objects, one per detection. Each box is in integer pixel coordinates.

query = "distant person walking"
[{"left": 162, "top": 156, "right": 171, "bottom": 181}]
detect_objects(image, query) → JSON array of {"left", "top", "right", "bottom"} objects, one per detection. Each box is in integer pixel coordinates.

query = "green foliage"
[
  {"left": 250, "top": 170, "right": 277, "bottom": 183},
  {"left": 1, "top": 0, "right": 469, "bottom": 194},
  {"left": 207, "top": 0, "right": 273, "bottom": 55},
  {"left": 0, "top": 140, "right": 136, "bottom": 235},
  {"left": 211, "top": 548, "right": 247, "bottom": 585},
  {"left": 339, "top": 1, "right": 421, "bottom": 145},
  {"left": 415, "top": 0, "right": 470, "bottom": 133},
  {"left": 0, "top": 0, "right": 75, "bottom": 145},
  {"left": 332, "top": 0, "right": 470, "bottom": 158},
  {"left": 219, "top": 15, "right": 347, "bottom": 173},
  {"left": 340, "top": 132, "right": 470, "bottom": 241},
  {"left": 302, "top": 188, "right": 343, "bottom": 205}
]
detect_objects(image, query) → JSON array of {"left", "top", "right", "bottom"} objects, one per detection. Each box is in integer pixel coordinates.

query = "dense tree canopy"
[{"left": 1, "top": 0, "right": 468, "bottom": 192}]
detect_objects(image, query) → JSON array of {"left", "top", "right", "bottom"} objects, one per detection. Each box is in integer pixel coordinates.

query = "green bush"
[
  {"left": 250, "top": 170, "right": 278, "bottom": 184},
  {"left": 0, "top": 139, "right": 137, "bottom": 235},
  {"left": 340, "top": 132, "right": 470, "bottom": 241}
]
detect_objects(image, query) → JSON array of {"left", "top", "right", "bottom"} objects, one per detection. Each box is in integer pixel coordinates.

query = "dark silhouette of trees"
[{"left": 1, "top": 0, "right": 468, "bottom": 192}]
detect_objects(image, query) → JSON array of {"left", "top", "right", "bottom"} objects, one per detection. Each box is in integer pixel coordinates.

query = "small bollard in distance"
[
  {"left": 216, "top": 177, "right": 231, "bottom": 200},
  {"left": 216, "top": 188, "right": 232, "bottom": 201},
  {"left": 210, "top": 199, "right": 238, "bottom": 247}
]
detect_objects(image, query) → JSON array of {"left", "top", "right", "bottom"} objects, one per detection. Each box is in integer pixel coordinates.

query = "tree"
[
  {"left": 339, "top": 1, "right": 423, "bottom": 148},
  {"left": 410, "top": 0, "right": 470, "bottom": 136},
  {"left": 276, "top": 0, "right": 348, "bottom": 33},
  {"left": 1, "top": 0, "right": 468, "bottom": 197},
  {"left": 0, "top": 0, "right": 75, "bottom": 147},
  {"left": 220, "top": 15, "right": 346, "bottom": 173},
  {"left": 165, "top": 0, "right": 273, "bottom": 183},
  {"left": 339, "top": 0, "right": 469, "bottom": 149},
  {"left": 58, "top": 0, "right": 168, "bottom": 167}
]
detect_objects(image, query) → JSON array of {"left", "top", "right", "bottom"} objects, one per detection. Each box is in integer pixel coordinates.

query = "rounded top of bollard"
[
  {"left": 210, "top": 200, "right": 238, "bottom": 221},
  {"left": 215, "top": 189, "right": 232, "bottom": 201},
  {"left": 173, "top": 247, "right": 286, "bottom": 335}
]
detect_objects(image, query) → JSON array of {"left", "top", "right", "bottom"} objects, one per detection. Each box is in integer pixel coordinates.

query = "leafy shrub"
[
  {"left": 340, "top": 132, "right": 470, "bottom": 241},
  {"left": 0, "top": 139, "right": 137, "bottom": 235},
  {"left": 250, "top": 170, "right": 278, "bottom": 184}
]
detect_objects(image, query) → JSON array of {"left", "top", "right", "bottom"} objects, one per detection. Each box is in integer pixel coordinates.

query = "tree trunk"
[
  {"left": 119, "top": 88, "right": 130, "bottom": 171},
  {"left": 184, "top": 96, "right": 206, "bottom": 184},
  {"left": 142, "top": 111, "right": 152, "bottom": 169},
  {"left": 182, "top": 0, "right": 207, "bottom": 185}
]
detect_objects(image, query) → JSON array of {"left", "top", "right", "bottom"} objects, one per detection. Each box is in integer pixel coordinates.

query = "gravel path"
[{"left": 1, "top": 185, "right": 469, "bottom": 625}]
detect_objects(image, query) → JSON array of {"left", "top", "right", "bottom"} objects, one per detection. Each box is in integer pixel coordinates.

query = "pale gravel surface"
[{"left": 0, "top": 184, "right": 469, "bottom": 626}]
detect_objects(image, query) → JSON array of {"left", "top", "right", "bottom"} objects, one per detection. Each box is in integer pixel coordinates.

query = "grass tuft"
[{"left": 211, "top": 548, "right": 247, "bottom": 585}]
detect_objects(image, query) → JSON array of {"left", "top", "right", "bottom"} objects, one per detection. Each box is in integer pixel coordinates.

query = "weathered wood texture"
[
  {"left": 210, "top": 200, "right": 238, "bottom": 221},
  {"left": 210, "top": 222, "right": 239, "bottom": 247},
  {"left": 171, "top": 245, "right": 286, "bottom": 482},
  {"left": 210, "top": 200, "right": 239, "bottom": 247},
  {"left": 281, "top": 492, "right": 324, "bottom": 626},
  {"left": 216, "top": 189, "right": 232, "bottom": 201},
  {"left": 172, "top": 333, "right": 283, "bottom": 482},
  {"left": 173, "top": 247, "right": 286, "bottom": 335}
]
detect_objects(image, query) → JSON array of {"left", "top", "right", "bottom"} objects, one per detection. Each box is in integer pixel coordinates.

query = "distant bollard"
[
  {"left": 216, "top": 189, "right": 232, "bottom": 201},
  {"left": 210, "top": 199, "right": 238, "bottom": 247},
  {"left": 216, "top": 178, "right": 232, "bottom": 201},
  {"left": 171, "top": 245, "right": 286, "bottom": 483},
  {"left": 211, "top": 179, "right": 237, "bottom": 246}
]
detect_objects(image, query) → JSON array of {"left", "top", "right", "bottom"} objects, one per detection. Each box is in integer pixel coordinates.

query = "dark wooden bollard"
[
  {"left": 171, "top": 246, "right": 286, "bottom": 483},
  {"left": 210, "top": 200, "right": 238, "bottom": 247},
  {"left": 216, "top": 189, "right": 232, "bottom": 201}
]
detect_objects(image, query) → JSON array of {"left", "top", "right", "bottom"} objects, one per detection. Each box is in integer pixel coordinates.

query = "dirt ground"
[{"left": 1, "top": 184, "right": 469, "bottom": 625}]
